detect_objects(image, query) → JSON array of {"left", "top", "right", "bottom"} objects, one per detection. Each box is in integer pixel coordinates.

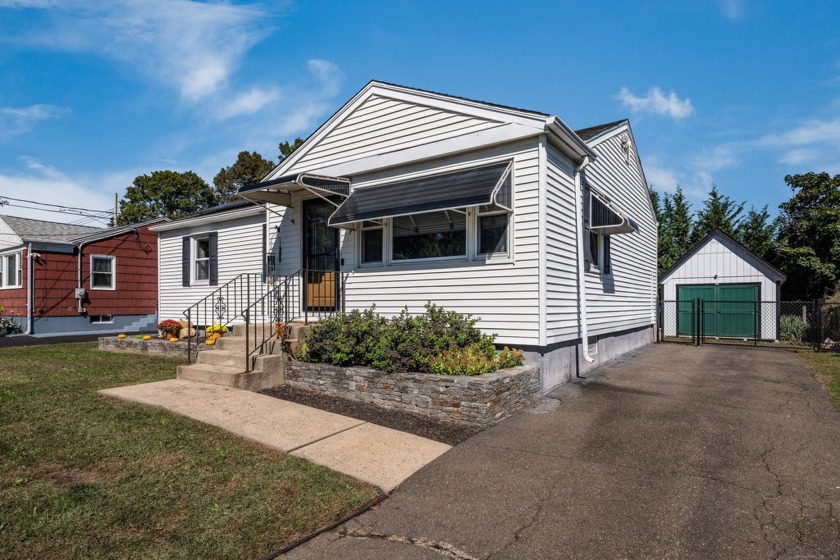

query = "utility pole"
[{"left": 113, "top": 193, "right": 118, "bottom": 227}]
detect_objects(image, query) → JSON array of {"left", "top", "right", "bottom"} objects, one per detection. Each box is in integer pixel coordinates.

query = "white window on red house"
[{"left": 91, "top": 255, "right": 116, "bottom": 290}]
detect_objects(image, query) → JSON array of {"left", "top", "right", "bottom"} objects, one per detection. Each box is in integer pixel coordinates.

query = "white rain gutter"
[
  {"left": 574, "top": 156, "right": 594, "bottom": 363},
  {"left": 25, "top": 243, "right": 34, "bottom": 335}
]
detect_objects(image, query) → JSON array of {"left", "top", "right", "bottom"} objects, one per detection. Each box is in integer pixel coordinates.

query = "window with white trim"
[
  {"left": 360, "top": 221, "right": 385, "bottom": 265},
  {"left": 0, "top": 252, "right": 22, "bottom": 288},
  {"left": 477, "top": 205, "right": 509, "bottom": 257},
  {"left": 392, "top": 210, "right": 466, "bottom": 261},
  {"left": 588, "top": 231, "right": 611, "bottom": 274},
  {"left": 194, "top": 236, "right": 211, "bottom": 282},
  {"left": 91, "top": 255, "right": 116, "bottom": 290}
]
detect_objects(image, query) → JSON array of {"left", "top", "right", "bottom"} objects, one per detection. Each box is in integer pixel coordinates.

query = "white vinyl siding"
[
  {"left": 544, "top": 145, "right": 581, "bottom": 343},
  {"left": 660, "top": 236, "right": 780, "bottom": 302},
  {"left": 157, "top": 214, "right": 265, "bottom": 320},
  {"left": 293, "top": 94, "right": 506, "bottom": 171},
  {"left": 580, "top": 133, "right": 658, "bottom": 336},
  {"left": 341, "top": 142, "right": 541, "bottom": 346}
]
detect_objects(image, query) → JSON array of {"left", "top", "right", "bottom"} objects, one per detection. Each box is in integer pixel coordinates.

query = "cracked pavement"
[{"left": 285, "top": 344, "right": 840, "bottom": 559}]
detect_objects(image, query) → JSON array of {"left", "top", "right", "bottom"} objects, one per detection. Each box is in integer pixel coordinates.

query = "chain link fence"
[{"left": 658, "top": 300, "right": 832, "bottom": 350}]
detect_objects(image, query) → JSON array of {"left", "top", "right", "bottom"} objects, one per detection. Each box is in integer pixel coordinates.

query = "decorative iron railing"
[{"left": 183, "top": 269, "right": 345, "bottom": 370}]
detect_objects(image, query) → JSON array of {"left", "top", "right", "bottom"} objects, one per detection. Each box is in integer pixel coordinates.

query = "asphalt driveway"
[{"left": 287, "top": 344, "right": 840, "bottom": 559}]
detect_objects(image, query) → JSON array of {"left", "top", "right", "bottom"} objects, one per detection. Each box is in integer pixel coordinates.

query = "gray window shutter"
[
  {"left": 603, "top": 236, "right": 611, "bottom": 274},
  {"left": 582, "top": 182, "right": 592, "bottom": 271},
  {"left": 181, "top": 237, "right": 190, "bottom": 287},
  {"left": 208, "top": 232, "right": 218, "bottom": 286}
]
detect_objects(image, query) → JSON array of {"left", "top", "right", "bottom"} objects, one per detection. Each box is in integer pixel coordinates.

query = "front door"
[{"left": 302, "top": 198, "right": 339, "bottom": 311}]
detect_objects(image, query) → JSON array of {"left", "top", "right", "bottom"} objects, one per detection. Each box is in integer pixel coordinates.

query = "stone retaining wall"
[
  {"left": 98, "top": 336, "right": 204, "bottom": 359},
  {"left": 285, "top": 360, "right": 541, "bottom": 428}
]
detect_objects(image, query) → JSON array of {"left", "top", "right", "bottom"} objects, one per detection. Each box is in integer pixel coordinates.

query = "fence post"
[
  {"left": 244, "top": 309, "right": 250, "bottom": 372},
  {"left": 754, "top": 301, "right": 758, "bottom": 347},
  {"left": 815, "top": 299, "right": 823, "bottom": 352}
]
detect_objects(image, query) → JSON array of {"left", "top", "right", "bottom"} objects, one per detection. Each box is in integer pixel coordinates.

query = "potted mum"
[
  {"left": 204, "top": 323, "right": 229, "bottom": 345},
  {"left": 157, "top": 319, "right": 182, "bottom": 338}
]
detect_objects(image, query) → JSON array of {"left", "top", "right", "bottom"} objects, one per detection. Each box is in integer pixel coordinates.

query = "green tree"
[
  {"left": 213, "top": 151, "right": 276, "bottom": 203},
  {"left": 775, "top": 172, "right": 840, "bottom": 300},
  {"left": 736, "top": 206, "right": 776, "bottom": 261},
  {"left": 657, "top": 186, "right": 694, "bottom": 275},
  {"left": 690, "top": 183, "right": 744, "bottom": 244},
  {"left": 118, "top": 170, "right": 217, "bottom": 225},
  {"left": 278, "top": 137, "right": 305, "bottom": 164}
]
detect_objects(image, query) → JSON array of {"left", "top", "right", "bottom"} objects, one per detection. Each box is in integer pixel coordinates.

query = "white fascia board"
[
  {"left": 309, "top": 123, "right": 541, "bottom": 178},
  {"left": 545, "top": 118, "right": 597, "bottom": 163},
  {"left": 149, "top": 206, "right": 264, "bottom": 232}
]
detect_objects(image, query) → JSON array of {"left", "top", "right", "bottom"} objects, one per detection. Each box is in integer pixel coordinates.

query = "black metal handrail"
[
  {"left": 241, "top": 268, "right": 345, "bottom": 371},
  {"left": 183, "top": 273, "right": 272, "bottom": 363}
]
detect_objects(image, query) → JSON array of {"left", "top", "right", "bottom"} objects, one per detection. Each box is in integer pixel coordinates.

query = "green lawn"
[
  {"left": 799, "top": 350, "right": 840, "bottom": 412},
  {"left": 0, "top": 342, "right": 378, "bottom": 559}
]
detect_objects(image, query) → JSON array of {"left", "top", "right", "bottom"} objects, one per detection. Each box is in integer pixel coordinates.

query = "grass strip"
[
  {"left": 798, "top": 350, "right": 840, "bottom": 412},
  {"left": 0, "top": 342, "right": 378, "bottom": 559}
]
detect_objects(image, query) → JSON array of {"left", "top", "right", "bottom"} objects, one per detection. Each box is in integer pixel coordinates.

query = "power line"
[{"left": 0, "top": 195, "right": 112, "bottom": 215}]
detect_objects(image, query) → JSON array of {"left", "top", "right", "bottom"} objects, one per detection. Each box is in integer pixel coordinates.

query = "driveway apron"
[{"left": 287, "top": 344, "right": 840, "bottom": 559}]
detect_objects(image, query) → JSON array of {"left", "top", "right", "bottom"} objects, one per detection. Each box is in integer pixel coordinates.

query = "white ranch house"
[{"left": 157, "top": 82, "right": 658, "bottom": 391}]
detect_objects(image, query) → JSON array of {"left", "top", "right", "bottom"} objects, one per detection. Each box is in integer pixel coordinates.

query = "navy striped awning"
[
  {"left": 329, "top": 161, "right": 513, "bottom": 228},
  {"left": 238, "top": 173, "right": 351, "bottom": 206}
]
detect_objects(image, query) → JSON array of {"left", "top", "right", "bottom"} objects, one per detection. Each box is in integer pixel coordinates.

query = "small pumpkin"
[
  {"left": 142, "top": 335, "right": 152, "bottom": 341},
  {"left": 169, "top": 337, "right": 179, "bottom": 342},
  {"left": 117, "top": 334, "right": 126, "bottom": 339}
]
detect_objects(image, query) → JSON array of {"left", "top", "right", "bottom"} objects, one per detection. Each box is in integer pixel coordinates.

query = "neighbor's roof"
[
  {"left": 0, "top": 214, "right": 103, "bottom": 243},
  {"left": 70, "top": 217, "right": 168, "bottom": 244},
  {"left": 575, "top": 119, "right": 628, "bottom": 142}
]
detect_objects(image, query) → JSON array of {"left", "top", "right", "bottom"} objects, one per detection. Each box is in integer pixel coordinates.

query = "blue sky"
[{"left": 1, "top": 0, "right": 839, "bottom": 226}]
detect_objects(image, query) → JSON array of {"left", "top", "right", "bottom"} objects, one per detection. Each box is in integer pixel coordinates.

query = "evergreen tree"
[
  {"left": 690, "top": 183, "right": 744, "bottom": 244},
  {"left": 657, "top": 186, "right": 693, "bottom": 275},
  {"left": 278, "top": 138, "right": 305, "bottom": 164},
  {"left": 737, "top": 206, "right": 776, "bottom": 261}
]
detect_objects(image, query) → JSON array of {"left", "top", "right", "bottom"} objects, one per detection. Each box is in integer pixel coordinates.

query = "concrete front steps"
[{"left": 177, "top": 323, "right": 287, "bottom": 391}]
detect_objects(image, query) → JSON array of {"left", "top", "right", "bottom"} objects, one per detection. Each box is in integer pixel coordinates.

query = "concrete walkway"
[
  {"left": 99, "top": 379, "right": 450, "bottom": 492},
  {"left": 287, "top": 344, "right": 840, "bottom": 559}
]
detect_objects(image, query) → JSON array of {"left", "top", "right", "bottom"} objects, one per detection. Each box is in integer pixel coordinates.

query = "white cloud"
[
  {"left": 644, "top": 156, "right": 680, "bottom": 193},
  {"left": 2, "top": 0, "right": 275, "bottom": 102},
  {"left": 218, "top": 87, "right": 282, "bottom": 120},
  {"left": 717, "top": 0, "right": 744, "bottom": 20},
  {"left": 0, "top": 157, "right": 117, "bottom": 225},
  {"left": 754, "top": 117, "right": 840, "bottom": 168},
  {"left": 616, "top": 87, "right": 695, "bottom": 120},
  {"left": 0, "top": 104, "right": 67, "bottom": 140}
]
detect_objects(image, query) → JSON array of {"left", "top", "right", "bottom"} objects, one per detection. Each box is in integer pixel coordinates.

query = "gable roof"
[
  {"left": 149, "top": 199, "right": 263, "bottom": 232},
  {"left": 575, "top": 119, "right": 628, "bottom": 142},
  {"left": 0, "top": 215, "right": 103, "bottom": 244},
  {"left": 71, "top": 217, "right": 168, "bottom": 244},
  {"left": 260, "top": 80, "right": 596, "bottom": 183},
  {"left": 659, "top": 228, "right": 786, "bottom": 283}
]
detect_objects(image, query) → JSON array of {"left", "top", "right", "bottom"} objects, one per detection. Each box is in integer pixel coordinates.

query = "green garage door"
[{"left": 677, "top": 284, "right": 759, "bottom": 337}]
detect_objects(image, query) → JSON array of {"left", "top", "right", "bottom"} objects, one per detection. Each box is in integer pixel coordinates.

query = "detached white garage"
[{"left": 659, "top": 229, "right": 786, "bottom": 340}]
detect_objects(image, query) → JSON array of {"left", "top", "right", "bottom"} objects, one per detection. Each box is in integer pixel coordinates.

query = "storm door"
[{"left": 302, "top": 198, "right": 339, "bottom": 311}]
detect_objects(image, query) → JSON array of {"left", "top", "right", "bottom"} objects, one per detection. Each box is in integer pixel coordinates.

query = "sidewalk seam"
[{"left": 287, "top": 421, "right": 368, "bottom": 454}]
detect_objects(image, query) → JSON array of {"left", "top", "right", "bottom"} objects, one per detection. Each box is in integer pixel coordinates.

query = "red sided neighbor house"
[{"left": 0, "top": 215, "right": 164, "bottom": 336}]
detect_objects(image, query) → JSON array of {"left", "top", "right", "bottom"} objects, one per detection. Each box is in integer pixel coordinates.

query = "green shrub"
[
  {"left": 304, "top": 307, "right": 386, "bottom": 366},
  {"left": 780, "top": 314, "right": 808, "bottom": 341},
  {"left": 301, "top": 303, "right": 521, "bottom": 374},
  {"left": 427, "top": 345, "right": 525, "bottom": 376}
]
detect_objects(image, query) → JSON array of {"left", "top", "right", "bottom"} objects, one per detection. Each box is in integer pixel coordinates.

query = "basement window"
[{"left": 90, "top": 315, "right": 114, "bottom": 324}]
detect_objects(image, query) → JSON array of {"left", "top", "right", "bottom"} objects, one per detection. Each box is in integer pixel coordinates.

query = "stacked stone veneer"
[
  {"left": 285, "top": 360, "right": 541, "bottom": 428},
  {"left": 98, "top": 336, "right": 205, "bottom": 359}
]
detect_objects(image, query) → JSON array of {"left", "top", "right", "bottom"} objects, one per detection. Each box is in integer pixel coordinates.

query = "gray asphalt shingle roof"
[
  {"left": 0, "top": 215, "right": 103, "bottom": 243},
  {"left": 575, "top": 119, "right": 628, "bottom": 141}
]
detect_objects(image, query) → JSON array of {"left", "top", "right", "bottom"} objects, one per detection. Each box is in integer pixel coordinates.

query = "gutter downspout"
[
  {"left": 76, "top": 241, "right": 87, "bottom": 314},
  {"left": 574, "top": 156, "right": 594, "bottom": 364},
  {"left": 25, "top": 243, "right": 34, "bottom": 335}
]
